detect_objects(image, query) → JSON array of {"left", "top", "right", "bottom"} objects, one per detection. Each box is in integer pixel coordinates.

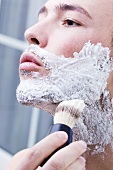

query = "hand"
[{"left": 7, "top": 131, "right": 87, "bottom": 170}]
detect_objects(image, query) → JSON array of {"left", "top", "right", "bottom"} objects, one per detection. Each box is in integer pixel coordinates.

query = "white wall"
[{"left": 0, "top": 148, "right": 12, "bottom": 170}]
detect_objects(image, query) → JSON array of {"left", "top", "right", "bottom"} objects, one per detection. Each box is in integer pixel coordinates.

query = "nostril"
[{"left": 31, "top": 38, "right": 40, "bottom": 45}]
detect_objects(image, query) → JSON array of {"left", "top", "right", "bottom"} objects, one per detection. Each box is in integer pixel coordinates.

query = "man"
[{"left": 7, "top": 0, "right": 113, "bottom": 169}]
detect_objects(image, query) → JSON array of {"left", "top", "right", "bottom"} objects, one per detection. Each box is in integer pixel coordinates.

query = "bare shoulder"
[{"left": 7, "top": 149, "right": 29, "bottom": 170}]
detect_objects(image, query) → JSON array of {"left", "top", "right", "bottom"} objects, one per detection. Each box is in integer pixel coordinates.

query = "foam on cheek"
[
  {"left": 17, "top": 42, "right": 111, "bottom": 112},
  {"left": 25, "top": 42, "right": 111, "bottom": 104},
  {"left": 16, "top": 42, "right": 113, "bottom": 154}
]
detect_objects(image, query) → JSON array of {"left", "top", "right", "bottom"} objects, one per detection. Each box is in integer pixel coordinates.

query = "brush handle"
[{"left": 40, "top": 123, "right": 73, "bottom": 167}]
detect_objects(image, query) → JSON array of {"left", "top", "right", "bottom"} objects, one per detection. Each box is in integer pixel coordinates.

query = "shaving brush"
[{"left": 40, "top": 99, "right": 85, "bottom": 166}]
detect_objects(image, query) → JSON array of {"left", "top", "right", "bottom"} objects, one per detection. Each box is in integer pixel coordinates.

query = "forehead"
[{"left": 46, "top": 0, "right": 113, "bottom": 13}]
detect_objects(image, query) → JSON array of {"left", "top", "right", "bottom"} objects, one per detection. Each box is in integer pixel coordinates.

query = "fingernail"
[
  {"left": 78, "top": 141, "right": 87, "bottom": 149},
  {"left": 57, "top": 131, "right": 68, "bottom": 139}
]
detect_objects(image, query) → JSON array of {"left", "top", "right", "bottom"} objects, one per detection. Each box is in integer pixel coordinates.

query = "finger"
[
  {"left": 16, "top": 131, "right": 68, "bottom": 170},
  {"left": 43, "top": 140, "right": 87, "bottom": 170},
  {"left": 65, "top": 156, "right": 86, "bottom": 170}
]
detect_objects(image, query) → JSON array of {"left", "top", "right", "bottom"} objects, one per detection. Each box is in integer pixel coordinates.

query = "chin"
[{"left": 16, "top": 77, "right": 65, "bottom": 114}]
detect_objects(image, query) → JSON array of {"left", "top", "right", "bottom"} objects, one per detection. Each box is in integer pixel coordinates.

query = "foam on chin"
[{"left": 16, "top": 42, "right": 113, "bottom": 154}]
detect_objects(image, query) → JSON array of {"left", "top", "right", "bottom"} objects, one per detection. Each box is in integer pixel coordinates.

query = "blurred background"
[{"left": 0, "top": 0, "right": 53, "bottom": 169}]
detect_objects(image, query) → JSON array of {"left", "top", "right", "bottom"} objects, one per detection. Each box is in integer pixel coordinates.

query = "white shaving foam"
[{"left": 16, "top": 41, "right": 113, "bottom": 155}]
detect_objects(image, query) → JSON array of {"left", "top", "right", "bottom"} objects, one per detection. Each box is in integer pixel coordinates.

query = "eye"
[{"left": 62, "top": 19, "right": 82, "bottom": 27}]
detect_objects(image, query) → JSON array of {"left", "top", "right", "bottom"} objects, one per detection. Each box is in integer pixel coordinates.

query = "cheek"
[
  {"left": 51, "top": 29, "right": 97, "bottom": 57},
  {"left": 48, "top": 28, "right": 108, "bottom": 58},
  {"left": 58, "top": 32, "right": 111, "bottom": 57},
  {"left": 49, "top": 36, "right": 87, "bottom": 57},
  {"left": 59, "top": 42, "right": 80, "bottom": 57},
  {"left": 47, "top": 29, "right": 87, "bottom": 57},
  {"left": 57, "top": 36, "right": 89, "bottom": 57}
]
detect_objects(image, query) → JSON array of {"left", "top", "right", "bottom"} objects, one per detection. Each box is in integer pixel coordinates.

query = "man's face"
[
  {"left": 17, "top": 0, "right": 113, "bottom": 151},
  {"left": 19, "top": 0, "right": 113, "bottom": 104},
  {"left": 18, "top": 0, "right": 113, "bottom": 113}
]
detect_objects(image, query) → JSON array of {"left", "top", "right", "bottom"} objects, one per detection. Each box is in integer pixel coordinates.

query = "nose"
[{"left": 24, "top": 23, "right": 48, "bottom": 48}]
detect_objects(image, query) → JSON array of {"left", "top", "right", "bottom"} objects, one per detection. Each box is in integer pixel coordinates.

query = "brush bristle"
[{"left": 54, "top": 99, "right": 85, "bottom": 129}]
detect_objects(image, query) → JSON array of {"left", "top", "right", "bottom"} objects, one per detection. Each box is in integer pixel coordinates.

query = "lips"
[{"left": 19, "top": 52, "right": 44, "bottom": 72}]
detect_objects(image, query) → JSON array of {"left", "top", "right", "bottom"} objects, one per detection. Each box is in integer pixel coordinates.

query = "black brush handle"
[{"left": 40, "top": 123, "right": 73, "bottom": 167}]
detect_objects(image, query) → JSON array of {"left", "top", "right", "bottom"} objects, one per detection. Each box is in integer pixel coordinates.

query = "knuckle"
[
  {"left": 72, "top": 142, "right": 85, "bottom": 155},
  {"left": 72, "top": 143, "right": 81, "bottom": 155},
  {"left": 49, "top": 157, "right": 65, "bottom": 170},
  {"left": 27, "top": 146, "right": 42, "bottom": 161}
]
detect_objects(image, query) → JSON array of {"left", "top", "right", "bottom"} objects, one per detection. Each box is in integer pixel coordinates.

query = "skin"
[
  {"left": 7, "top": 0, "right": 113, "bottom": 169},
  {"left": 7, "top": 132, "right": 86, "bottom": 170}
]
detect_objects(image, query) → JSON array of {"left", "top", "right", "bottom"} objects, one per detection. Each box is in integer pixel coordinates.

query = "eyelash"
[{"left": 62, "top": 19, "right": 82, "bottom": 27}]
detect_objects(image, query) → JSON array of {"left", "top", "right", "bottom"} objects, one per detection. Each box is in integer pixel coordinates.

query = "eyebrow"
[{"left": 38, "top": 3, "right": 92, "bottom": 19}]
